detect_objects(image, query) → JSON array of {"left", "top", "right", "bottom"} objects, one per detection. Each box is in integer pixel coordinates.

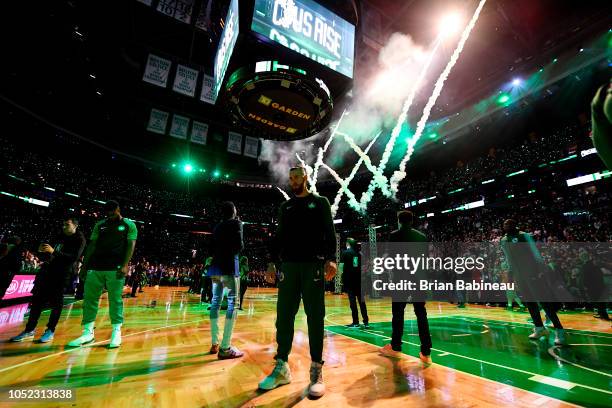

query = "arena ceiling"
[{"left": 0, "top": 0, "right": 610, "bottom": 182}]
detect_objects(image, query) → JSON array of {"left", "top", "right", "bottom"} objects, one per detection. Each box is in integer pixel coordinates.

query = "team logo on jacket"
[
  {"left": 118, "top": 225, "right": 126, "bottom": 231},
  {"left": 308, "top": 202, "right": 316, "bottom": 209}
]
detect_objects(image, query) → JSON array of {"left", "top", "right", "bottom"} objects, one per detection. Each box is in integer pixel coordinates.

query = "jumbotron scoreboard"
[{"left": 213, "top": 0, "right": 356, "bottom": 141}]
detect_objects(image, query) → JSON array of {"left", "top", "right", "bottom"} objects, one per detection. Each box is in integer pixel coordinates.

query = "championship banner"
[
  {"left": 191, "top": 121, "right": 208, "bottom": 145},
  {"left": 227, "top": 131, "right": 243, "bottom": 154},
  {"left": 200, "top": 73, "right": 216, "bottom": 105},
  {"left": 169, "top": 115, "right": 190, "bottom": 139},
  {"left": 243, "top": 136, "right": 260, "bottom": 158},
  {"left": 142, "top": 54, "right": 172, "bottom": 88},
  {"left": 147, "top": 109, "right": 169, "bottom": 134},
  {"left": 172, "top": 64, "right": 199, "bottom": 97},
  {"left": 156, "top": 0, "right": 195, "bottom": 24}
]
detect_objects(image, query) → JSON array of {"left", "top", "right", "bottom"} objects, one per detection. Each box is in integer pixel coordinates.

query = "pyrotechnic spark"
[
  {"left": 310, "top": 109, "right": 348, "bottom": 194},
  {"left": 359, "top": 37, "right": 443, "bottom": 210},
  {"left": 330, "top": 131, "right": 381, "bottom": 216},
  {"left": 390, "top": 0, "right": 488, "bottom": 196},
  {"left": 276, "top": 187, "right": 290, "bottom": 201}
]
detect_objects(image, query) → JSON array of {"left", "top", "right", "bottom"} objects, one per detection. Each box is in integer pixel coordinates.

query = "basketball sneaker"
[
  {"left": 258, "top": 359, "right": 292, "bottom": 390},
  {"left": 308, "top": 361, "right": 325, "bottom": 397},
  {"left": 528, "top": 326, "right": 549, "bottom": 340}
]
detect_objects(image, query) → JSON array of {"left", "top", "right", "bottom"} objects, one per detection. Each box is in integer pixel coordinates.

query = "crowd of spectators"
[{"left": 1, "top": 120, "right": 610, "bottom": 300}]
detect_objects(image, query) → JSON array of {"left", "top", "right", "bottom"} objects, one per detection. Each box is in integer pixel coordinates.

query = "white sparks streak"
[
  {"left": 390, "top": 0, "right": 488, "bottom": 196},
  {"left": 330, "top": 131, "right": 381, "bottom": 216},
  {"left": 310, "top": 109, "right": 348, "bottom": 194},
  {"left": 337, "top": 131, "right": 392, "bottom": 200},
  {"left": 276, "top": 187, "right": 290, "bottom": 201},
  {"left": 359, "top": 38, "right": 443, "bottom": 210}
]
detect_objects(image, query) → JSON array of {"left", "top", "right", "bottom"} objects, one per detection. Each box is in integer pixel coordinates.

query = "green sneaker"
[{"left": 258, "top": 359, "right": 292, "bottom": 390}]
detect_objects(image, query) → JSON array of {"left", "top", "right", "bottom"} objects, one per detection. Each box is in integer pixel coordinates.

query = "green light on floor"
[
  {"left": 553, "top": 58, "right": 558, "bottom": 63},
  {"left": 528, "top": 189, "right": 536, "bottom": 194},
  {"left": 171, "top": 163, "right": 176, "bottom": 168},
  {"left": 507, "top": 194, "right": 515, "bottom": 199},
  {"left": 428, "top": 132, "right": 438, "bottom": 139},
  {"left": 224, "top": 174, "right": 229, "bottom": 179},
  {"left": 183, "top": 164, "right": 193, "bottom": 173},
  {"left": 213, "top": 170, "right": 220, "bottom": 178}
]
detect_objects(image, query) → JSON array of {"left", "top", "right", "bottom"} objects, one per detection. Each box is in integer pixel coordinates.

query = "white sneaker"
[
  {"left": 554, "top": 329, "right": 566, "bottom": 346},
  {"left": 308, "top": 361, "right": 325, "bottom": 398},
  {"left": 528, "top": 326, "right": 549, "bottom": 340},
  {"left": 67, "top": 323, "right": 95, "bottom": 347},
  {"left": 258, "top": 359, "right": 292, "bottom": 390},
  {"left": 109, "top": 324, "right": 122, "bottom": 348}
]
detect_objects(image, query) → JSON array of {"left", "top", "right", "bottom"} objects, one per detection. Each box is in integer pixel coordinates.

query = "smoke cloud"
[{"left": 261, "top": 33, "right": 430, "bottom": 201}]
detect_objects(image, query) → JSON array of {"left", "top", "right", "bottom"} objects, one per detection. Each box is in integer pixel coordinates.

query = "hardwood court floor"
[{"left": 0, "top": 287, "right": 610, "bottom": 407}]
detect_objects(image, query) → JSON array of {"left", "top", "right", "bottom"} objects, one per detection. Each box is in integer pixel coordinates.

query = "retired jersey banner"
[
  {"left": 191, "top": 121, "right": 208, "bottom": 145},
  {"left": 172, "top": 64, "right": 199, "bottom": 97},
  {"left": 147, "top": 109, "right": 169, "bottom": 134},
  {"left": 227, "top": 131, "right": 243, "bottom": 154},
  {"left": 200, "top": 73, "right": 216, "bottom": 104},
  {"left": 157, "top": 0, "right": 195, "bottom": 24},
  {"left": 243, "top": 136, "right": 259, "bottom": 158},
  {"left": 169, "top": 114, "right": 190, "bottom": 139},
  {"left": 143, "top": 54, "right": 172, "bottom": 88}
]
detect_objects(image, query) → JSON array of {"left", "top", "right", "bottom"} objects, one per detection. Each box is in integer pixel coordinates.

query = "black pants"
[
  {"left": 25, "top": 287, "right": 64, "bottom": 332},
  {"left": 130, "top": 277, "right": 142, "bottom": 297},
  {"left": 275, "top": 262, "right": 325, "bottom": 363},
  {"left": 391, "top": 302, "right": 432, "bottom": 355},
  {"left": 347, "top": 288, "right": 368, "bottom": 324},
  {"left": 239, "top": 278, "right": 248, "bottom": 308},
  {"left": 525, "top": 302, "right": 563, "bottom": 329},
  {"left": 595, "top": 303, "right": 609, "bottom": 319},
  {"left": 201, "top": 276, "right": 212, "bottom": 303}
]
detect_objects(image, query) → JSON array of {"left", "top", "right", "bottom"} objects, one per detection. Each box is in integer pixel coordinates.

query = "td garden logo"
[
  {"left": 257, "top": 95, "right": 312, "bottom": 120},
  {"left": 247, "top": 112, "right": 298, "bottom": 134},
  {"left": 245, "top": 93, "right": 316, "bottom": 135}
]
